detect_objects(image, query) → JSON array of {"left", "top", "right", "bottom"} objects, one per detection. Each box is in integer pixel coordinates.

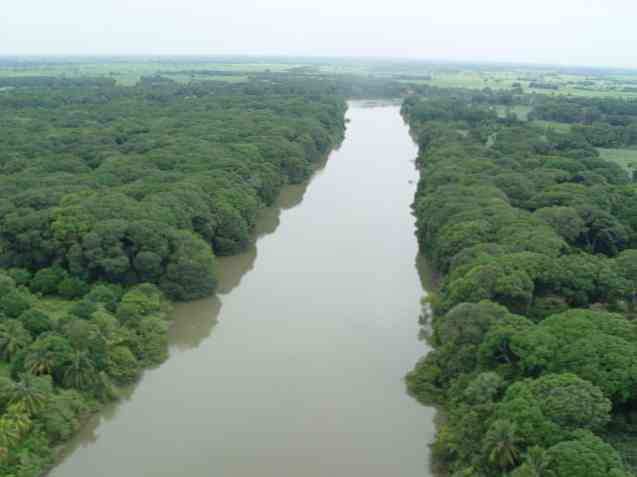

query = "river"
[{"left": 48, "top": 101, "right": 437, "bottom": 477}]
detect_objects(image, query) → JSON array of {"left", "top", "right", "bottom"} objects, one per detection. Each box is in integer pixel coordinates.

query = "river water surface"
[{"left": 49, "top": 101, "right": 436, "bottom": 477}]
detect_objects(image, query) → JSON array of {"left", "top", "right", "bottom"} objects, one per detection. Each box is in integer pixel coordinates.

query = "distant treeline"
[
  {"left": 531, "top": 95, "right": 637, "bottom": 147},
  {"left": 528, "top": 81, "right": 560, "bottom": 90},
  {"left": 403, "top": 89, "right": 637, "bottom": 477},
  {"left": 395, "top": 74, "right": 433, "bottom": 81},
  {"left": 0, "top": 77, "right": 117, "bottom": 88},
  {"left": 163, "top": 70, "right": 250, "bottom": 77}
]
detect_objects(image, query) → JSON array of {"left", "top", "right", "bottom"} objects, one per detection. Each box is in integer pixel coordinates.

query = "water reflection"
[
  {"left": 415, "top": 253, "right": 438, "bottom": 343},
  {"left": 49, "top": 385, "right": 137, "bottom": 467},
  {"left": 167, "top": 296, "right": 222, "bottom": 350},
  {"left": 169, "top": 156, "right": 325, "bottom": 349},
  {"left": 415, "top": 253, "right": 438, "bottom": 292}
]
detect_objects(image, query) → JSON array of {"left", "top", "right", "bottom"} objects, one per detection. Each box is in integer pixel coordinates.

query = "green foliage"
[
  {"left": 30, "top": 268, "right": 67, "bottom": 296},
  {"left": 159, "top": 231, "right": 218, "bottom": 300},
  {"left": 462, "top": 372, "right": 504, "bottom": 405},
  {"left": 510, "top": 446, "right": 552, "bottom": 477},
  {"left": 410, "top": 301, "right": 529, "bottom": 396},
  {"left": 0, "top": 321, "right": 32, "bottom": 361},
  {"left": 0, "top": 78, "right": 346, "bottom": 304},
  {"left": 56, "top": 276, "right": 89, "bottom": 300},
  {"left": 62, "top": 350, "right": 96, "bottom": 390},
  {"left": 18, "top": 310, "right": 53, "bottom": 337},
  {"left": 116, "top": 284, "right": 162, "bottom": 325},
  {"left": 497, "top": 374, "right": 611, "bottom": 444},
  {"left": 483, "top": 419, "right": 523, "bottom": 470},
  {"left": 84, "top": 283, "right": 123, "bottom": 312},
  {"left": 133, "top": 315, "right": 169, "bottom": 366},
  {"left": 68, "top": 300, "right": 98, "bottom": 320},
  {"left": 614, "top": 249, "right": 637, "bottom": 289},
  {"left": 510, "top": 310, "right": 637, "bottom": 401},
  {"left": 0, "top": 276, "right": 169, "bottom": 473},
  {"left": 544, "top": 431, "right": 630, "bottom": 477},
  {"left": 23, "top": 336, "right": 74, "bottom": 381},
  {"left": 404, "top": 88, "right": 637, "bottom": 476},
  {"left": 5, "top": 269, "right": 32, "bottom": 288},
  {"left": 38, "top": 389, "right": 90, "bottom": 443},
  {"left": 0, "top": 373, "right": 52, "bottom": 415},
  {"left": 0, "top": 289, "right": 33, "bottom": 319},
  {"left": 534, "top": 207, "right": 586, "bottom": 243},
  {"left": 0, "top": 71, "right": 348, "bottom": 477},
  {"left": 0, "top": 274, "right": 16, "bottom": 297},
  {"left": 105, "top": 346, "right": 140, "bottom": 384}
]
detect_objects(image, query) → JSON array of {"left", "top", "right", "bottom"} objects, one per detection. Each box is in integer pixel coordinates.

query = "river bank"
[
  {"left": 48, "top": 101, "right": 437, "bottom": 477},
  {"left": 41, "top": 138, "right": 337, "bottom": 477}
]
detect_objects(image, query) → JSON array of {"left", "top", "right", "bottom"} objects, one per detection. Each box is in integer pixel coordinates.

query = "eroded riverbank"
[{"left": 48, "top": 101, "right": 436, "bottom": 477}]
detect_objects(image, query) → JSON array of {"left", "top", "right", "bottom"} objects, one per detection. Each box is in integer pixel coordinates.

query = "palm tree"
[
  {"left": 24, "top": 344, "right": 55, "bottom": 376},
  {"left": 63, "top": 350, "right": 96, "bottom": 390},
  {"left": 5, "top": 403, "right": 32, "bottom": 436},
  {"left": 484, "top": 419, "right": 523, "bottom": 470},
  {"left": 93, "top": 371, "right": 118, "bottom": 402},
  {"left": 0, "top": 320, "right": 32, "bottom": 361},
  {"left": 0, "top": 404, "right": 32, "bottom": 462},
  {"left": 0, "top": 417, "right": 19, "bottom": 461},
  {"left": 0, "top": 373, "right": 51, "bottom": 415},
  {"left": 515, "top": 446, "right": 554, "bottom": 477}
]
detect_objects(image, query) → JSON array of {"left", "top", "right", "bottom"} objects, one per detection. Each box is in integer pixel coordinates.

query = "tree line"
[
  {"left": 0, "top": 77, "right": 346, "bottom": 300},
  {"left": 530, "top": 95, "right": 637, "bottom": 148},
  {"left": 0, "top": 75, "right": 347, "bottom": 475},
  {"left": 403, "top": 89, "right": 637, "bottom": 477}
]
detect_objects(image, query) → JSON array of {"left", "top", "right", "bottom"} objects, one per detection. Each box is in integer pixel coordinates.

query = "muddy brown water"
[{"left": 48, "top": 101, "right": 436, "bottom": 477}]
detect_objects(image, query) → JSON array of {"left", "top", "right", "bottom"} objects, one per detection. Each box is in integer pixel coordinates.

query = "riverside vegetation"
[
  {"left": 3, "top": 58, "right": 637, "bottom": 477},
  {"left": 403, "top": 87, "right": 637, "bottom": 477},
  {"left": 0, "top": 75, "right": 346, "bottom": 475}
]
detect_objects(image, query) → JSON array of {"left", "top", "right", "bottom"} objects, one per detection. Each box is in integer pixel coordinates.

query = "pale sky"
[{"left": 1, "top": 0, "right": 636, "bottom": 68}]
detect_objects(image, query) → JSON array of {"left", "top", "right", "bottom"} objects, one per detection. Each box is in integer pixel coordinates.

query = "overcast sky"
[{"left": 1, "top": 0, "right": 635, "bottom": 68}]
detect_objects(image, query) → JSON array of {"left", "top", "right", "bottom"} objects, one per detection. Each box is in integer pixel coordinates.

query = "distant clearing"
[
  {"left": 530, "top": 119, "right": 572, "bottom": 133},
  {"left": 598, "top": 147, "right": 637, "bottom": 173},
  {"left": 495, "top": 105, "right": 533, "bottom": 120}
]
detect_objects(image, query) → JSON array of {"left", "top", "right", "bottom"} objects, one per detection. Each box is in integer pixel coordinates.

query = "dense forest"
[
  {"left": 403, "top": 89, "right": 637, "bottom": 477},
  {"left": 4, "top": 60, "right": 637, "bottom": 477},
  {"left": 0, "top": 75, "right": 346, "bottom": 475}
]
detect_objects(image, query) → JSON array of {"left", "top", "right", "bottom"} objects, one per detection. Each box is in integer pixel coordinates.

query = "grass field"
[
  {"left": 495, "top": 104, "right": 533, "bottom": 120},
  {"left": 530, "top": 120, "right": 573, "bottom": 133},
  {"left": 399, "top": 69, "right": 637, "bottom": 98},
  {"left": 598, "top": 148, "right": 637, "bottom": 173},
  {"left": 1, "top": 57, "right": 636, "bottom": 97},
  {"left": 161, "top": 73, "right": 249, "bottom": 84},
  {"left": 0, "top": 60, "right": 297, "bottom": 85}
]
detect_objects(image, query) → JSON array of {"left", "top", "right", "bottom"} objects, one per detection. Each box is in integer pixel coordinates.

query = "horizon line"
[{"left": 0, "top": 53, "right": 635, "bottom": 72}]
